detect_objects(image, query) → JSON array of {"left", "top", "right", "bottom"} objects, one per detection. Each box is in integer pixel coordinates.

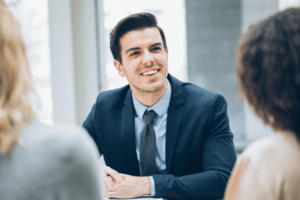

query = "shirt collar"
[{"left": 132, "top": 79, "right": 171, "bottom": 119}]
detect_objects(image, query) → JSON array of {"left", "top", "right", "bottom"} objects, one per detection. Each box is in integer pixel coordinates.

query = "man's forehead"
[{"left": 119, "top": 27, "right": 163, "bottom": 49}]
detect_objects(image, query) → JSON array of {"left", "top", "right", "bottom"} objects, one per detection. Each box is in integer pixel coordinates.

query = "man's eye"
[
  {"left": 151, "top": 47, "right": 161, "bottom": 51},
  {"left": 130, "top": 52, "right": 140, "bottom": 56}
]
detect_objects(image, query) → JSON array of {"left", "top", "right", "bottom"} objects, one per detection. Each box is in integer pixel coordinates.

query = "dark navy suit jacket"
[{"left": 83, "top": 74, "right": 237, "bottom": 200}]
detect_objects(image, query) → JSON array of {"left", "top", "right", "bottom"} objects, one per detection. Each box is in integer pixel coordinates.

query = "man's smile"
[{"left": 140, "top": 69, "right": 161, "bottom": 76}]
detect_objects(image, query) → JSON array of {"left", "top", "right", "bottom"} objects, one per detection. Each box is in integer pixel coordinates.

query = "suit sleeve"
[
  {"left": 152, "top": 94, "right": 237, "bottom": 199},
  {"left": 82, "top": 97, "right": 102, "bottom": 155}
]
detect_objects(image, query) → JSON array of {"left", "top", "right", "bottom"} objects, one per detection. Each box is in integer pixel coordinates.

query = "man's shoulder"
[
  {"left": 95, "top": 84, "right": 130, "bottom": 105},
  {"left": 184, "top": 83, "right": 226, "bottom": 109},
  {"left": 182, "top": 82, "right": 217, "bottom": 97},
  {"left": 169, "top": 75, "right": 224, "bottom": 105}
]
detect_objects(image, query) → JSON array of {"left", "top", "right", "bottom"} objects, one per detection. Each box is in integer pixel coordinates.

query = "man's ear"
[
  {"left": 165, "top": 48, "right": 169, "bottom": 60},
  {"left": 114, "top": 60, "right": 125, "bottom": 77}
]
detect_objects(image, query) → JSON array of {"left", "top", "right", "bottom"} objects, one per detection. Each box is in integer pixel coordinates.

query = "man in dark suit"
[{"left": 83, "top": 13, "right": 236, "bottom": 199}]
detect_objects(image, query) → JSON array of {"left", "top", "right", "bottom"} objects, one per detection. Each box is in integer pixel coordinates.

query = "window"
[{"left": 5, "top": 0, "right": 52, "bottom": 124}]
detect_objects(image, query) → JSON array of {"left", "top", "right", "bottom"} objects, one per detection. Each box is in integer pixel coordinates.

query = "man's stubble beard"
[
  {"left": 134, "top": 78, "right": 167, "bottom": 94},
  {"left": 135, "top": 62, "right": 168, "bottom": 93}
]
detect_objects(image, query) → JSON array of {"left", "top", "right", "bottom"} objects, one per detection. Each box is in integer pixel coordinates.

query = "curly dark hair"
[
  {"left": 236, "top": 7, "right": 300, "bottom": 139},
  {"left": 110, "top": 13, "right": 167, "bottom": 64}
]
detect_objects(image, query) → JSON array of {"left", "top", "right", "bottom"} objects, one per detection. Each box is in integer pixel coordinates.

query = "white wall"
[
  {"left": 48, "top": 0, "right": 77, "bottom": 124},
  {"left": 279, "top": 0, "right": 300, "bottom": 10},
  {"left": 48, "top": 0, "right": 103, "bottom": 125},
  {"left": 71, "top": 0, "right": 102, "bottom": 125}
]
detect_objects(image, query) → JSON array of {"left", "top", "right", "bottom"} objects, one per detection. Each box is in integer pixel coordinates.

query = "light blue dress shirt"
[{"left": 132, "top": 79, "right": 171, "bottom": 196}]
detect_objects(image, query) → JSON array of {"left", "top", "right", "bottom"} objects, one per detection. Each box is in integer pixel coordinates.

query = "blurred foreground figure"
[
  {"left": 225, "top": 7, "right": 300, "bottom": 200},
  {"left": 0, "top": 1, "right": 101, "bottom": 199}
]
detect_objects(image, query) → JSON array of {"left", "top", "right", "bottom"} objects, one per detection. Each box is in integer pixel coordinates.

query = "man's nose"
[{"left": 142, "top": 49, "right": 154, "bottom": 66}]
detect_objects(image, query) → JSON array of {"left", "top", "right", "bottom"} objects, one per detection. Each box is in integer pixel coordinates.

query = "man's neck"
[{"left": 131, "top": 81, "right": 168, "bottom": 107}]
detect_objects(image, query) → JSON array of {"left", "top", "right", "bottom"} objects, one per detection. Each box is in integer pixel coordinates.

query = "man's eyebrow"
[
  {"left": 150, "top": 42, "right": 162, "bottom": 47},
  {"left": 125, "top": 42, "right": 162, "bottom": 54},
  {"left": 126, "top": 47, "right": 141, "bottom": 54}
]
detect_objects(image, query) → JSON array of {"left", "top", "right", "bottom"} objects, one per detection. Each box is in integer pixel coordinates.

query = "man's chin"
[{"left": 137, "top": 81, "right": 166, "bottom": 93}]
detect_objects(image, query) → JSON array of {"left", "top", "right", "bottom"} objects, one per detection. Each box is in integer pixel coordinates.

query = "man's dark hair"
[
  {"left": 236, "top": 7, "right": 300, "bottom": 139},
  {"left": 110, "top": 13, "right": 167, "bottom": 64}
]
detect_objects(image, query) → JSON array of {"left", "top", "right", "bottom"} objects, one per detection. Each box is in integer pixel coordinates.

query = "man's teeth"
[{"left": 143, "top": 70, "right": 158, "bottom": 76}]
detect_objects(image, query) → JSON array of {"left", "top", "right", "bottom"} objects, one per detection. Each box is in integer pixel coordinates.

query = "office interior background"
[{"left": 4, "top": 0, "right": 300, "bottom": 152}]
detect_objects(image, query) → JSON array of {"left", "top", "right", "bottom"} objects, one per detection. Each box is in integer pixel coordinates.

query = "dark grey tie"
[{"left": 140, "top": 110, "right": 157, "bottom": 176}]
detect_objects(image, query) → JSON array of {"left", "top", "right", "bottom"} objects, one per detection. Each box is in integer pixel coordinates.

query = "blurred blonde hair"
[{"left": 0, "top": 0, "right": 35, "bottom": 154}]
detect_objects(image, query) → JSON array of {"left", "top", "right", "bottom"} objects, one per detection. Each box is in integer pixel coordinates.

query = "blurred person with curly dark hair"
[
  {"left": 224, "top": 7, "right": 300, "bottom": 200},
  {"left": 0, "top": 1, "right": 102, "bottom": 199}
]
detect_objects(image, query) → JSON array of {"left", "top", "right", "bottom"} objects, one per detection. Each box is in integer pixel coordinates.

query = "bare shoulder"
[
  {"left": 241, "top": 132, "right": 300, "bottom": 175},
  {"left": 234, "top": 132, "right": 300, "bottom": 199}
]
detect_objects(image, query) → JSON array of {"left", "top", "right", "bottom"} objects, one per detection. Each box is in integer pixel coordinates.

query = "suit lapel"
[
  {"left": 120, "top": 75, "right": 185, "bottom": 175},
  {"left": 166, "top": 75, "right": 185, "bottom": 174},
  {"left": 121, "top": 89, "right": 141, "bottom": 176}
]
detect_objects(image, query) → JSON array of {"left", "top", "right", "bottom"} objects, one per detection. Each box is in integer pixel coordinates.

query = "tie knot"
[{"left": 143, "top": 110, "right": 157, "bottom": 125}]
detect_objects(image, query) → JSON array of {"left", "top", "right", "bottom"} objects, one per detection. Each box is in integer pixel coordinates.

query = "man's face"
[{"left": 114, "top": 27, "right": 168, "bottom": 94}]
